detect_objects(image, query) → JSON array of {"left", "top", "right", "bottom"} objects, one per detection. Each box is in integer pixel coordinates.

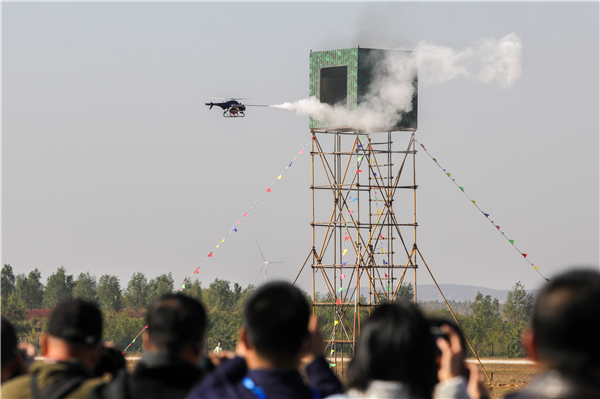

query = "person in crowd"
[
  {"left": 1, "top": 318, "right": 26, "bottom": 384},
  {"left": 92, "top": 293, "right": 208, "bottom": 399},
  {"left": 1, "top": 300, "right": 105, "bottom": 399},
  {"left": 214, "top": 342, "right": 223, "bottom": 355},
  {"left": 92, "top": 347, "right": 126, "bottom": 379},
  {"left": 505, "top": 269, "right": 600, "bottom": 399},
  {"left": 327, "top": 302, "right": 488, "bottom": 399},
  {"left": 429, "top": 317, "right": 490, "bottom": 399},
  {"left": 187, "top": 281, "right": 343, "bottom": 399}
]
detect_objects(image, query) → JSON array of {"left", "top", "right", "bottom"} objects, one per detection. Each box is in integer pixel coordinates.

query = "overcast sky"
[{"left": 2, "top": 2, "right": 598, "bottom": 296}]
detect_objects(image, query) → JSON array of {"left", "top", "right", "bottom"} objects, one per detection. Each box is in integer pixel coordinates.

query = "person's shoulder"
[
  {"left": 1, "top": 373, "right": 33, "bottom": 399},
  {"left": 90, "top": 369, "right": 129, "bottom": 399},
  {"left": 65, "top": 376, "right": 106, "bottom": 399}
]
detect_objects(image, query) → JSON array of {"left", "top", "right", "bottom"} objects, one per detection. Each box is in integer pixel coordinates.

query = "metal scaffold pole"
[{"left": 306, "top": 127, "right": 419, "bottom": 376}]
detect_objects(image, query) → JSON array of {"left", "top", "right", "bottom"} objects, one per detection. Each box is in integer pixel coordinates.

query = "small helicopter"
[{"left": 205, "top": 98, "right": 267, "bottom": 117}]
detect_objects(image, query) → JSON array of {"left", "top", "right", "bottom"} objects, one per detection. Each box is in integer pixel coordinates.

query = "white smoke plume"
[{"left": 272, "top": 33, "right": 522, "bottom": 132}]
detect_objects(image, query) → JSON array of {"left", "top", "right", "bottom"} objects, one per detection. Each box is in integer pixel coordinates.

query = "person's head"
[
  {"left": 242, "top": 281, "right": 310, "bottom": 367},
  {"left": 1, "top": 318, "right": 22, "bottom": 383},
  {"left": 42, "top": 299, "right": 104, "bottom": 370},
  {"left": 144, "top": 293, "right": 206, "bottom": 365},
  {"left": 523, "top": 269, "right": 600, "bottom": 377},
  {"left": 348, "top": 301, "right": 438, "bottom": 399}
]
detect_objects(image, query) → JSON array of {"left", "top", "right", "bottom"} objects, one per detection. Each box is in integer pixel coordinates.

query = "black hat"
[{"left": 48, "top": 299, "right": 102, "bottom": 346}]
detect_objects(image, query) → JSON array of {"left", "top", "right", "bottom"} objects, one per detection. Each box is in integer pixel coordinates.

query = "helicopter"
[{"left": 205, "top": 98, "right": 267, "bottom": 117}]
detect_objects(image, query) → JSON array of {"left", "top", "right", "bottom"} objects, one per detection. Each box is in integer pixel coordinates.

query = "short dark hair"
[
  {"left": 532, "top": 269, "right": 600, "bottom": 375},
  {"left": 1, "top": 318, "right": 18, "bottom": 366},
  {"left": 348, "top": 302, "right": 438, "bottom": 399},
  {"left": 48, "top": 299, "right": 103, "bottom": 347},
  {"left": 146, "top": 293, "right": 206, "bottom": 354},
  {"left": 244, "top": 282, "right": 310, "bottom": 363}
]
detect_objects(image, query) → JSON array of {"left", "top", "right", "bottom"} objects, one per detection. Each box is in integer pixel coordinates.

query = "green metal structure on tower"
[{"left": 309, "top": 47, "right": 418, "bottom": 130}]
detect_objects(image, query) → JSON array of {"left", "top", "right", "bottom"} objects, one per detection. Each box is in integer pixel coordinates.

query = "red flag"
[
  {"left": 344, "top": 236, "right": 351, "bottom": 242},
  {"left": 356, "top": 170, "right": 362, "bottom": 173},
  {"left": 380, "top": 233, "right": 384, "bottom": 239},
  {"left": 336, "top": 299, "right": 341, "bottom": 304},
  {"left": 194, "top": 267, "right": 200, "bottom": 274},
  {"left": 266, "top": 187, "right": 271, "bottom": 192},
  {"left": 523, "top": 253, "right": 527, "bottom": 258},
  {"left": 208, "top": 252, "right": 213, "bottom": 258}
]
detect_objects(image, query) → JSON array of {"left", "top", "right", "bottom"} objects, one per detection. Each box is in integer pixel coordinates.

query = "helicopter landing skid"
[{"left": 223, "top": 110, "right": 245, "bottom": 117}]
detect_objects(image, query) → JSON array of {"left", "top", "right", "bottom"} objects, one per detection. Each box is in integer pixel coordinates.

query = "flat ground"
[{"left": 475, "top": 363, "right": 538, "bottom": 399}]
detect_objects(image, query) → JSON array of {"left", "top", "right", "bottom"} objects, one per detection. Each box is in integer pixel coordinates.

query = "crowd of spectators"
[{"left": 1, "top": 269, "right": 598, "bottom": 399}]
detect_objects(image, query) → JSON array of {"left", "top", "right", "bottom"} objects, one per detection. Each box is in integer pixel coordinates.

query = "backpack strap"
[{"left": 30, "top": 373, "right": 86, "bottom": 399}]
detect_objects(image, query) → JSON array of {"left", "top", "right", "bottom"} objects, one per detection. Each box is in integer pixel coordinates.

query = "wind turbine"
[{"left": 255, "top": 240, "right": 284, "bottom": 284}]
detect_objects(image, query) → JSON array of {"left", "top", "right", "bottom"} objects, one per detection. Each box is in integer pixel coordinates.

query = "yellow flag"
[
  {"left": 472, "top": 200, "right": 476, "bottom": 204},
  {"left": 334, "top": 320, "right": 339, "bottom": 326},
  {"left": 277, "top": 175, "right": 282, "bottom": 180},
  {"left": 534, "top": 266, "right": 539, "bottom": 270},
  {"left": 221, "top": 239, "right": 225, "bottom": 243},
  {"left": 216, "top": 245, "right": 219, "bottom": 248},
  {"left": 331, "top": 349, "right": 334, "bottom": 355},
  {"left": 343, "top": 249, "right": 348, "bottom": 256}
]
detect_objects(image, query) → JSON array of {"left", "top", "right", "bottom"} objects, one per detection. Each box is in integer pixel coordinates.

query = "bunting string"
[
  {"left": 121, "top": 139, "right": 312, "bottom": 354},
  {"left": 121, "top": 325, "right": 148, "bottom": 355},
  {"left": 416, "top": 140, "right": 550, "bottom": 283}
]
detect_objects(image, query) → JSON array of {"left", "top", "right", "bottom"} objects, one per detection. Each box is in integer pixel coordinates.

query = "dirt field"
[{"left": 475, "top": 363, "right": 538, "bottom": 399}]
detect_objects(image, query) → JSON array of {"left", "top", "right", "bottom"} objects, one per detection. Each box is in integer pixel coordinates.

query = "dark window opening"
[{"left": 320, "top": 66, "right": 347, "bottom": 106}]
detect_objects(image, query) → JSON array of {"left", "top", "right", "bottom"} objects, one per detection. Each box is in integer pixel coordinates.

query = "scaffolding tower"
[{"left": 303, "top": 126, "right": 418, "bottom": 375}]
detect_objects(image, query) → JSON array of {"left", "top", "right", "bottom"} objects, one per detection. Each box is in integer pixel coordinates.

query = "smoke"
[{"left": 272, "top": 33, "right": 522, "bottom": 132}]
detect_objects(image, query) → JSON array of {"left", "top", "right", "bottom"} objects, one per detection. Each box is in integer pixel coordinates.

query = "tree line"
[{"left": 1, "top": 264, "right": 533, "bottom": 357}]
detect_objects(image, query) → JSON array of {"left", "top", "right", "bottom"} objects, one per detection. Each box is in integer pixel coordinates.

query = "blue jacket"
[{"left": 187, "top": 356, "right": 342, "bottom": 399}]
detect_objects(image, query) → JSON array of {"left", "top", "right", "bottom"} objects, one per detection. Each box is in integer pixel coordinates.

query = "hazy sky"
[{"left": 3, "top": 2, "right": 598, "bottom": 296}]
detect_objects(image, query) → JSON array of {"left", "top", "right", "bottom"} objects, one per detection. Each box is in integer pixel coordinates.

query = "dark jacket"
[
  {"left": 187, "top": 356, "right": 343, "bottom": 399},
  {"left": 505, "top": 370, "right": 600, "bottom": 399},
  {"left": 0, "top": 359, "right": 104, "bottom": 399},
  {"left": 91, "top": 352, "right": 205, "bottom": 399}
]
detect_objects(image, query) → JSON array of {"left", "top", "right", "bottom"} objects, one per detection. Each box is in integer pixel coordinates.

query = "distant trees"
[
  {"left": 16, "top": 268, "right": 45, "bottom": 309},
  {"left": 1, "top": 265, "right": 537, "bottom": 358},
  {"left": 396, "top": 282, "right": 414, "bottom": 302},
  {"left": 43, "top": 267, "right": 74, "bottom": 308},
  {"left": 2, "top": 264, "right": 15, "bottom": 300},
  {"left": 97, "top": 275, "right": 122, "bottom": 311},
  {"left": 503, "top": 281, "right": 533, "bottom": 357},
  {"left": 123, "top": 272, "right": 149, "bottom": 310},
  {"left": 146, "top": 273, "right": 175, "bottom": 304},
  {"left": 72, "top": 272, "right": 98, "bottom": 304}
]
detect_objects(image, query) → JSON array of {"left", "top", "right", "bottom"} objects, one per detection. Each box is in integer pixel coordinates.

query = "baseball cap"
[{"left": 48, "top": 299, "right": 103, "bottom": 346}]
